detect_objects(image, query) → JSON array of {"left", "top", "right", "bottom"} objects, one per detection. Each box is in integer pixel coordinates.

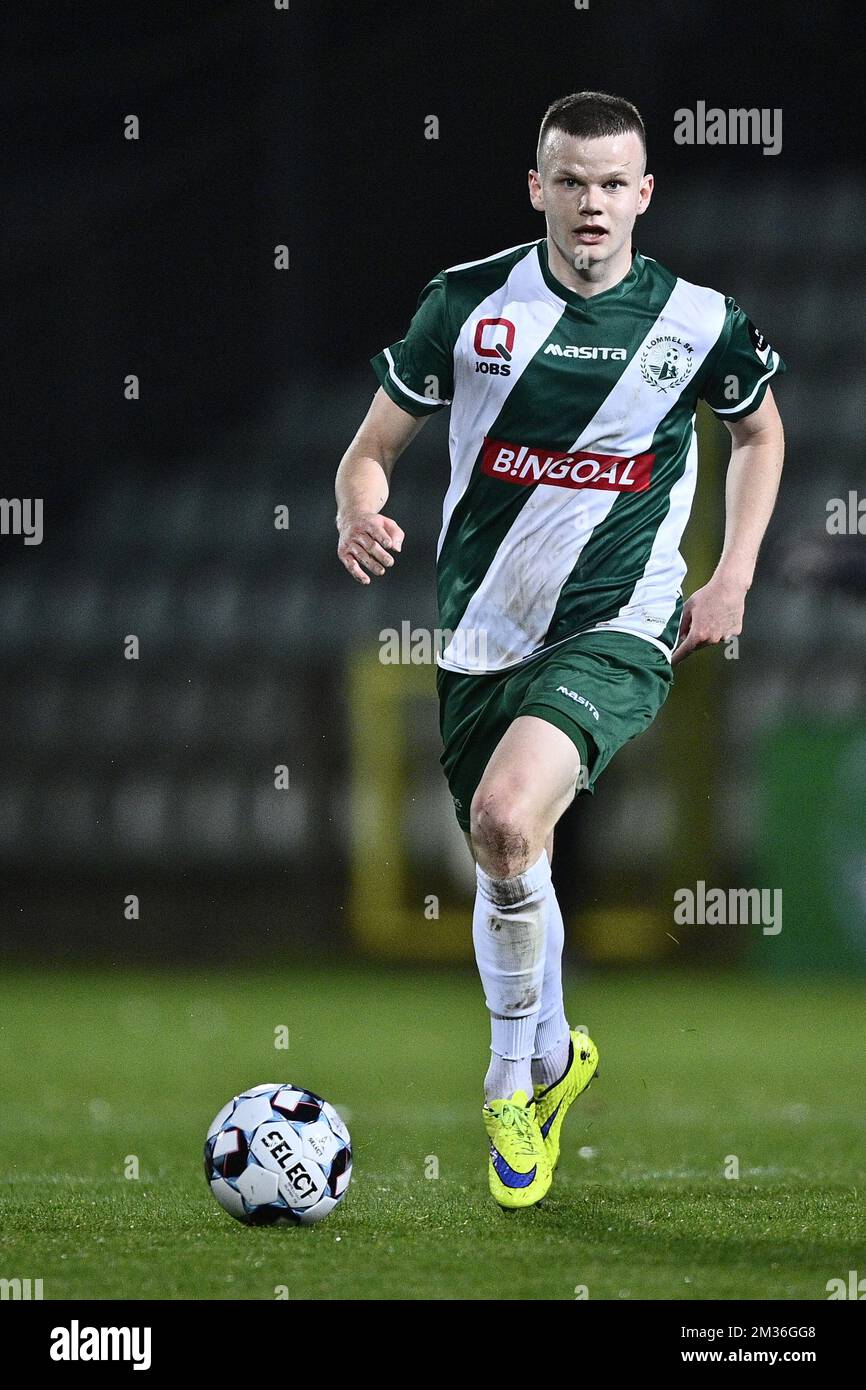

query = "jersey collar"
[{"left": 536, "top": 237, "right": 645, "bottom": 311}]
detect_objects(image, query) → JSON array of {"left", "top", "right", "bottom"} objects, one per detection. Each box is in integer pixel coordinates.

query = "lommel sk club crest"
[{"left": 640, "top": 335, "right": 694, "bottom": 393}]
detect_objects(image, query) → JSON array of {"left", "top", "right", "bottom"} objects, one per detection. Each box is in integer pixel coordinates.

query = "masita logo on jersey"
[
  {"left": 481, "top": 437, "right": 655, "bottom": 493},
  {"left": 473, "top": 317, "right": 514, "bottom": 375},
  {"left": 544, "top": 344, "right": 628, "bottom": 360}
]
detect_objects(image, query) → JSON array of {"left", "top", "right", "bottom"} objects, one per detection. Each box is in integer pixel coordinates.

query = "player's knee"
[{"left": 469, "top": 785, "right": 537, "bottom": 877}]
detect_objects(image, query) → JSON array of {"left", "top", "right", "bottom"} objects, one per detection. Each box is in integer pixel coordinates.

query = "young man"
[{"left": 335, "top": 92, "right": 786, "bottom": 1210}]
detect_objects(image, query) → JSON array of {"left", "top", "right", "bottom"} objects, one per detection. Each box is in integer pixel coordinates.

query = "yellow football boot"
[
  {"left": 483, "top": 1089, "right": 552, "bottom": 1209},
  {"left": 533, "top": 1031, "right": 599, "bottom": 1172}
]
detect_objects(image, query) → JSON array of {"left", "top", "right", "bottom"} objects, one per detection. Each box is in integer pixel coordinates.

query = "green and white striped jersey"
[{"left": 370, "top": 238, "right": 785, "bottom": 674}]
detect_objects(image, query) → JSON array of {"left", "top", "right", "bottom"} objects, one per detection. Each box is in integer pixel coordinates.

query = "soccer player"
[{"left": 335, "top": 92, "right": 786, "bottom": 1209}]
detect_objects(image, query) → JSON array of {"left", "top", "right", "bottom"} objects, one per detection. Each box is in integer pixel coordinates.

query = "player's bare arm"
[
  {"left": 335, "top": 386, "right": 426, "bottom": 584},
  {"left": 673, "top": 387, "right": 785, "bottom": 665}
]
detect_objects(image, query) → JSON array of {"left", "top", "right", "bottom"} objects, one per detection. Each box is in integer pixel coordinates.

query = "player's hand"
[
  {"left": 337, "top": 512, "right": 405, "bottom": 585},
  {"left": 671, "top": 575, "right": 747, "bottom": 666}
]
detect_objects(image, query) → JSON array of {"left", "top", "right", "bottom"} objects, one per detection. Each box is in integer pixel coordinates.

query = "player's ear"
[{"left": 636, "top": 172, "right": 654, "bottom": 214}]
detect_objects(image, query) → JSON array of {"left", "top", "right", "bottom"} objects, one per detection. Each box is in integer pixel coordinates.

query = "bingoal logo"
[{"left": 481, "top": 436, "right": 655, "bottom": 492}]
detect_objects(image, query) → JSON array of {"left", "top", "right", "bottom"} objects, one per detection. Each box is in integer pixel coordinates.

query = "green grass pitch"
[{"left": 1, "top": 964, "right": 864, "bottom": 1300}]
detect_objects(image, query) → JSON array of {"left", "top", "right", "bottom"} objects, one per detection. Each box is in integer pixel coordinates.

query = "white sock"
[
  {"left": 531, "top": 878, "right": 572, "bottom": 1091},
  {"left": 472, "top": 851, "right": 550, "bottom": 1102}
]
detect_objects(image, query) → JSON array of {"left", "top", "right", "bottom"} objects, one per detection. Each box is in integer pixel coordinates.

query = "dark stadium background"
[{"left": 3, "top": 0, "right": 865, "bottom": 975}]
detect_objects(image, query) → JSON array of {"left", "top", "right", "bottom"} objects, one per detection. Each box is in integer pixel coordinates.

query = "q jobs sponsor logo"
[
  {"left": 473, "top": 317, "right": 515, "bottom": 375},
  {"left": 481, "top": 438, "right": 656, "bottom": 493}
]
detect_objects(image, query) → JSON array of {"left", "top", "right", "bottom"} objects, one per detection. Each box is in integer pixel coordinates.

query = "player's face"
[{"left": 528, "top": 130, "right": 653, "bottom": 276}]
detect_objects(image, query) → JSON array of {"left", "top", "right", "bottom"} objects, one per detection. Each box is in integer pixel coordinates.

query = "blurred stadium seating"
[{"left": 3, "top": 1, "right": 864, "bottom": 964}]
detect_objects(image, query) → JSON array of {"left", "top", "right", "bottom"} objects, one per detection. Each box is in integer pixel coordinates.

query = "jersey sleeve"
[
  {"left": 370, "top": 271, "right": 454, "bottom": 416},
  {"left": 700, "top": 299, "right": 786, "bottom": 421}
]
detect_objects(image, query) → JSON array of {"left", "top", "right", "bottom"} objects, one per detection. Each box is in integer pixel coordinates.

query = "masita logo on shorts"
[
  {"left": 481, "top": 437, "right": 655, "bottom": 493},
  {"left": 555, "top": 686, "right": 600, "bottom": 721}
]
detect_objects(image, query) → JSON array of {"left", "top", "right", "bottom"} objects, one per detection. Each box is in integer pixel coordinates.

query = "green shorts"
[{"left": 436, "top": 630, "right": 674, "bottom": 831}]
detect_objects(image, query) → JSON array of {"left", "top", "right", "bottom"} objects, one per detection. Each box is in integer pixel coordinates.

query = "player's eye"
[{"left": 604, "top": 180, "right": 623, "bottom": 189}]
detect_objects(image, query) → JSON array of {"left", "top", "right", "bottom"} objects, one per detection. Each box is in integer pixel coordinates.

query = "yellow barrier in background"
[{"left": 348, "top": 651, "right": 473, "bottom": 959}]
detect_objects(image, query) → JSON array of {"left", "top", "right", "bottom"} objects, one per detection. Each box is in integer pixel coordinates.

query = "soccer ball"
[{"left": 204, "top": 1082, "right": 352, "bottom": 1226}]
